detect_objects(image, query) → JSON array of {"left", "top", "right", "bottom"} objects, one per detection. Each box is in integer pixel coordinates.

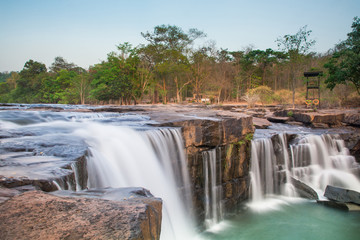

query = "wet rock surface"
[{"left": 0, "top": 189, "right": 162, "bottom": 240}]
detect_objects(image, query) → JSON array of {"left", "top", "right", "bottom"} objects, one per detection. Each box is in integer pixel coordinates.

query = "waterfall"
[
  {"left": 202, "top": 149, "right": 223, "bottom": 228},
  {"left": 249, "top": 138, "right": 277, "bottom": 202},
  {"left": 250, "top": 133, "right": 360, "bottom": 203},
  {"left": 291, "top": 134, "right": 360, "bottom": 194},
  {"left": 74, "top": 123, "right": 195, "bottom": 240}
]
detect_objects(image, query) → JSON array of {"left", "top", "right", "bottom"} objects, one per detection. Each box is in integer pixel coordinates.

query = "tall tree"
[
  {"left": 189, "top": 46, "right": 213, "bottom": 102},
  {"left": 141, "top": 25, "right": 205, "bottom": 103},
  {"left": 277, "top": 25, "right": 316, "bottom": 108},
  {"left": 14, "top": 60, "right": 47, "bottom": 102},
  {"left": 324, "top": 17, "right": 360, "bottom": 95}
]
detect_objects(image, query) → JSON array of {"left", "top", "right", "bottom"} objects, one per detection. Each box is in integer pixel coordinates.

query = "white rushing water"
[
  {"left": 202, "top": 149, "right": 223, "bottom": 228},
  {"left": 249, "top": 138, "right": 277, "bottom": 202},
  {"left": 249, "top": 133, "right": 360, "bottom": 209},
  {"left": 74, "top": 123, "right": 195, "bottom": 240},
  {"left": 291, "top": 134, "right": 360, "bottom": 194}
]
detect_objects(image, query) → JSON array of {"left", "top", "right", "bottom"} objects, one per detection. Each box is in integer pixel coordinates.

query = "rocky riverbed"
[{"left": 0, "top": 103, "right": 360, "bottom": 239}]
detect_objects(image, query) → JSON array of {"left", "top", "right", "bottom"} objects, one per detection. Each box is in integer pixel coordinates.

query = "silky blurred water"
[{"left": 198, "top": 198, "right": 360, "bottom": 240}]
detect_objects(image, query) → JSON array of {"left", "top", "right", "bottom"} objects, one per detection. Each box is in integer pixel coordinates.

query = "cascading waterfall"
[
  {"left": 202, "top": 149, "right": 223, "bottom": 228},
  {"left": 250, "top": 133, "right": 360, "bottom": 204},
  {"left": 74, "top": 123, "right": 195, "bottom": 240},
  {"left": 291, "top": 134, "right": 360, "bottom": 194},
  {"left": 249, "top": 138, "right": 277, "bottom": 202}
]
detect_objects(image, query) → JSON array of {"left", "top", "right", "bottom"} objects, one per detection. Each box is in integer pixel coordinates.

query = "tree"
[
  {"left": 189, "top": 46, "right": 213, "bottom": 102},
  {"left": 13, "top": 60, "right": 47, "bottom": 103},
  {"left": 73, "top": 72, "right": 91, "bottom": 104},
  {"left": 50, "top": 57, "right": 75, "bottom": 72},
  {"left": 324, "top": 17, "right": 360, "bottom": 95},
  {"left": 277, "top": 25, "right": 316, "bottom": 108},
  {"left": 141, "top": 25, "right": 205, "bottom": 103},
  {"left": 90, "top": 45, "right": 136, "bottom": 104}
]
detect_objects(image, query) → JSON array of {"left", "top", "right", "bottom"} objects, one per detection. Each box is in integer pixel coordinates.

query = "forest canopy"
[{"left": 1, "top": 18, "right": 359, "bottom": 107}]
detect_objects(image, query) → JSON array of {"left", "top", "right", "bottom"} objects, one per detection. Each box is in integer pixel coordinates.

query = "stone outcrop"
[
  {"left": 159, "top": 112, "right": 254, "bottom": 224},
  {"left": 162, "top": 114, "right": 253, "bottom": 148},
  {"left": 0, "top": 189, "right": 162, "bottom": 240}
]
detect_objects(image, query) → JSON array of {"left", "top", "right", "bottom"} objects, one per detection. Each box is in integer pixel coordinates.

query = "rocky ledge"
[{"left": 0, "top": 188, "right": 162, "bottom": 240}]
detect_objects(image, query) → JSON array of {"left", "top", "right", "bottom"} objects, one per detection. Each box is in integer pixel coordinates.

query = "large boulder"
[
  {"left": 290, "top": 177, "right": 318, "bottom": 200},
  {"left": 0, "top": 189, "right": 162, "bottom": 240},
  {"left": 324, "top": 185, "right": 360, "bottom": 205}
]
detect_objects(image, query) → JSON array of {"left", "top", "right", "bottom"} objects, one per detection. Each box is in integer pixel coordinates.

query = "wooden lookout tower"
[{"left": 304, "top": 71, "right": 322, "bottom": 108}]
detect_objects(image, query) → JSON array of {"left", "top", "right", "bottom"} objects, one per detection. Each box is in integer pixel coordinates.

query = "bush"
[
  {"left": 248, "top": 86, "right": 273, "bottom": 105},
  {"left": 241, "top": 92, "right": 259, "bottom": 108}
]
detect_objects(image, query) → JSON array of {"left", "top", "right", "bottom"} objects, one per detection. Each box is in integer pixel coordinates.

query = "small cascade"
[
  {"left": 74, "top": 123, "right": 195, "bottom": 240},
  {"left": 291, "top": 134, "right": 360, "bottom": 194},
  {"left": 249, "top": 138, "right": 278, "bottom": 202},
  {"left": 250, "top": 133, "right": 360, "bottom": 203},
  {"left": 202, "top": 149, "right": 223, "bottom": 228}
]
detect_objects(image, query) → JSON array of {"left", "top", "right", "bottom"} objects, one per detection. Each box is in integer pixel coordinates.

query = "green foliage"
[
  {"left": 324, "top": 17, "right": 360, "bottom": 95},
  {"left": 287, "top": 110, "right": 294, "bottom": 117},
  {"left": 245, "top": 133, "right": 253, "bottom": 141},
  {"left": 90, "top": 45, "right": 137, "bottom": 103}
]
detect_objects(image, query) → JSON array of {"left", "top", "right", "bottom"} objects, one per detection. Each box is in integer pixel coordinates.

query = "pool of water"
[{"left": 197, "top": 197, "right": 360, "bottom": 240}]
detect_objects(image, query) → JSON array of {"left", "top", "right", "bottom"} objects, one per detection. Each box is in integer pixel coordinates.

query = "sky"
[{"left": 0, "top": 0, "right": 359, "bottom": 72}]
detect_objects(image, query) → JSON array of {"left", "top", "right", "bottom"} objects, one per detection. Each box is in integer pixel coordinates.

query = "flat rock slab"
[
  {"left": 253, "top": 117, "right": 271, "bottom": 129},
  {"left": 0, "top": 190, "right": 162, "bottom": 240}
]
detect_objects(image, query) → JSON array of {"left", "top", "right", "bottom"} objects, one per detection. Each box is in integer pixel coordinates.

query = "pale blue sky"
[{"left": 0, "top": 0, "right": 359, "bottom": 72}]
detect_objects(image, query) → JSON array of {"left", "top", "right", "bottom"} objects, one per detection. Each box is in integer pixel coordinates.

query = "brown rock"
[
  {"left": 162, "top": 114, "right": 253, "bottom": 148},
  {"left": 0, "top": 190, "right": 162, "bottom": 240},
  {"left": 253, "top": 117, "right": 271, "bottom": 129},
  {"left": 344, "top": 113, "right": 360, "bottom": 126}
]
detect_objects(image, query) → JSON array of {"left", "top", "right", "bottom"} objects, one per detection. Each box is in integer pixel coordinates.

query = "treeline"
[{"left": 1, "top": 18, "right": 359, "bottom": 106}]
